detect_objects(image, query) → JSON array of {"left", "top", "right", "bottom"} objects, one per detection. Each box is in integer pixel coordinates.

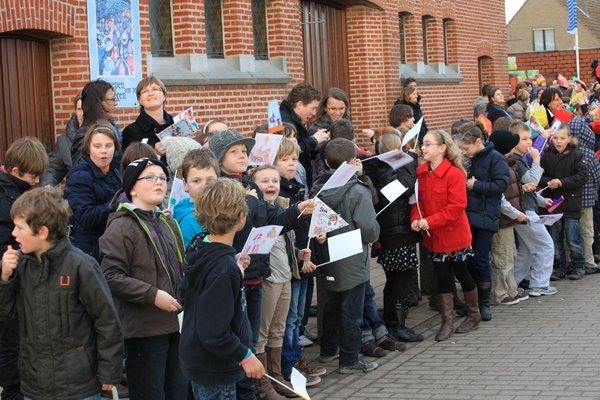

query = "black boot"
[
  {"left": 477, "top": 281, "right": 492, "bottom": 321},
  {"left": 383, "top": 295, "right": 397, "bottom": 329},
  {"left": 393, "top": 299, "right": 424, "bottom": 342}
]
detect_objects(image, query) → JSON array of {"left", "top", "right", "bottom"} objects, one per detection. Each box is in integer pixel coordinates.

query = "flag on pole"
[
  {"left": 567, "top": 0, "right": 578, "bottom": 34},
  {"left": 307, "top": 198, "right": 348, "bottom": 237}
]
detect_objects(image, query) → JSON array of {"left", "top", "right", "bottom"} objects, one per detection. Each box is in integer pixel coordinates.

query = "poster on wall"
[{"left": 87, "top": 0, "right": 142, "bottom": 107}]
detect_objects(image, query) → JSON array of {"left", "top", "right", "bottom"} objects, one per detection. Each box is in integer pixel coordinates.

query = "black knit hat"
[
  {"left": 489, "top": 129, "right": 520, "bottom": 155},
  {"left": 122, "top": 158, "right": 170, "bottom": 201}
]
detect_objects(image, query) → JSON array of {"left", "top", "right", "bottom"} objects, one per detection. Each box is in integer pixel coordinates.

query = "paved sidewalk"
[{"left": 301, "top": 261, "right": 600, "bottom": 400}]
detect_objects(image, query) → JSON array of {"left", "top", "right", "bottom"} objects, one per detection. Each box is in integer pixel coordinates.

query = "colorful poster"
[
  {"left": 157, "top": 108, "right": 200, "bottom": 140},
  {"left": 173, "top": 107, "right": 200, "bottom": 131},
  {"left": 249, "top": 133, "right": 283, "bottom": 166},
  {"left": 241, "top": 226, "right": 283, "bottom": 255},
  {"left": 307, "top": 198, "right": 348, "bottom": 237},
  {"left": 87, "top": 0, "right": 143, "bottom": 107},
  {"left": 267, "top": 100, "right": 284, "bottom": 134}
]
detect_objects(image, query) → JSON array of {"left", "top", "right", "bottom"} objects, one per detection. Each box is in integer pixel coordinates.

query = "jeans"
[
  {"left": 467, "top": 227, "right": 495, "bottom": 282},
  {"left": 281, "top": 280, "right": 307, "bottom": 373},
  {"left": 360, "top": 281, "right": 388, "bottom": 343},
  {"left": 26, "top": 395, "right": 100, "bottom": 400},
  {"left": 300, "top": 277, "right": 314, "bottom": 333},
  {"left": 320, "top": 283, "right": 365, "bottom": 367},
  {"left": 191, "top": 382, "right": 236, "bottom": 400},
  {"left": 0, "top": 315, "right": 20, "bottom": 400},
  {"left": 236, "top": 283, "right": 263, "bottom": 400},
  {"left": 124, "top": 333, "right": 187, "bottom": 400},
  {"left": 547, "top": 216, "right": 586, "bottom": 273}
]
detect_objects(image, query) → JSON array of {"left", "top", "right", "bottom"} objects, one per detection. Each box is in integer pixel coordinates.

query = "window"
[
  {"left": 422, "top": 16, "right": 434, "bottom": 64},
  {"left": 533, "top": 29, "right": 555, "bottom": 51},
  {"left": 205, "top": 0, "right": 224, "bottom": 58},
  {"left": 399, "top": 13, "right": 408, "bottom": 64},
  {"left": 150, "top": 0, "right": 174, "bottom": 56},
  {"left": 252, "top": 0, "right": 268, "bottom": 60},
  {"left": 443, "top": 19, "right": 451, "bottom": 65}
]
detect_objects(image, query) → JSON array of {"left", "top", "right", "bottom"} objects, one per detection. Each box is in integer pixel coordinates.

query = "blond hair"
[
  {"left": 194, "top": 178, "right": 248, "bottom": 235},
  {"left": 274, "top": 138, "right": 300, "bottom": 163},
  {"left": 432, "top": 130, "right": 467, "bottom": 178},
  {"left": 377, "top": 133, "right": 401, "bottom": 154}
]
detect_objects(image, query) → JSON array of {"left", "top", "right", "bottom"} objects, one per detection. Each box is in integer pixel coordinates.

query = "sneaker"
[
  {"left": 569, "top": 268, "right": 585, "bottom": 280},
  {"left": 585, "top": 266, "right": 598, "bottom": 275},
  {"left": 338, "top": 358, "right": 378, "bottom": 374},
  {"left": 318, "top": 350, "right": 340, "bottom": 363},
  {"left": 550, "top": 271, "right": 565, "bottom": 281},
  {"left": 528, "top": 286, "right": 557, "bottom": 297},
  {"left": 303, "top": 327, "right": 318, "bottom": 341},
  {"left": 360, "top": 340, "right": 388, "bottom": 357},
  {"left": 298, "top": 335, "right": 313, "bottom": 347},
  {"left": 514, "top": 287, "right": 529, "bottom": 302},
  {"left": 295, "top": 354, "right": 326, "bottom": 377},
  {"left": 500, "top": 296, "right": 519, "bottom": 305},
  {"left": 283, "top": 370, "right": 321, "bottom": 386},
  {"left": 376, "top": 333, "right": 406, "bottom": 352}
]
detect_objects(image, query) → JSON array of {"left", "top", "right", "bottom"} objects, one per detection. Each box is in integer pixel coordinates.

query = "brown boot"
[
  {"left": 452, "top": 280, "right": 467, "bottom": 311},
  {"left": 455, "top": 288, "right": 482, "bottom": 334},
  {"left": 265, "top": 347, "right": 296, "bottom": 397},
  {"left": 434, "top": 293, "right": 454, "bottom": 341},
  {"left": 255, "top": 352, "right": 286, "bottom": 400}
]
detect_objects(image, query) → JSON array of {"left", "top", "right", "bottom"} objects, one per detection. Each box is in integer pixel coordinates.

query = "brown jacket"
[
  {"left": 500, "top": 157, "right": 525, "bottom": 229},
  {"left": 99, "top": 203, "right": 184, "bottom": 339}
]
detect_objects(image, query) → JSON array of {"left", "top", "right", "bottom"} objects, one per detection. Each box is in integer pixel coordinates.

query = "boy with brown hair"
[
  {"left": 179, "top": 178, "right": 265, "bottom": 399},
  {"left": 0, "top": 136, "right": 48, "bottom": 400},
  {"left": 0, "top": 187, "right": 123, "bottom": 400}
]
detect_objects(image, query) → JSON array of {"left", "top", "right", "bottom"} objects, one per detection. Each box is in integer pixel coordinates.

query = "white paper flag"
[
  {"left": 377, "top": 180, "right": 408, "bottom": 216},
  {"left": 325, "top": 229, "right": 363, "bottom": 264},
  {"left": 249, "top": 133, "right": 283, "bottom": 166},
  {"left": 307, "top": 198, "right": 349, "bottom": 237},
  {"left": 408, "top": 179, "right": 418, "bottom": 205},
  {"left": 241, "top": 226, "right": 283, "bottom": 254},
  {"left": 168, "top": 175, "right": 190, "bottom": 212},
  {"left": 402, "top": 116, "right": 423, "bottom": 146},
  {"left": 378, "top": 149, "right": 413, "bottom": 171},
  {"left": 290, "top": 368, "right": 311, "bottom": 400},
  {"left": 315, "top": 161, "right": 359, "bottom": 196}
]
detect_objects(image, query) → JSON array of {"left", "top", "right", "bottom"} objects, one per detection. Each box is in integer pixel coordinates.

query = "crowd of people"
[{"left": 1, "top": 64, "right": 600, "bottom": 400}]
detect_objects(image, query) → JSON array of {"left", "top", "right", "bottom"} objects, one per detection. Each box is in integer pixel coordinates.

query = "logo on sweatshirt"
[{"left": 59, "top": 276, "right": 71, "bottom": 287}]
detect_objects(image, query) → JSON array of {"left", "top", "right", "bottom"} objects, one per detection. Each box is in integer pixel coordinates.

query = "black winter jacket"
[
  {"left": 366, "top": 153, "right": 421, "bottom": 249},
  {"left": 122, "top": 109, "right": 174, "bottom": 150},
  {"left": 0, "top": 171, "right": 31, "bottom": 255},
  {"left": 540, "top": 143, "right": 589, "bottom": 218},
  {"left": 179, "top": 238, "right": 252, "bottom": 386},
  {"left": 280, "top": 100, "right": 318, "bottom": 187},
  {"left": 41, "top": 114, "right": 80, "bottom": 187},
  {"left": 465, "top": 142, "right": 509, "bottom": 232},
  {"left": 0, "top": 237, "right": 123, "bottom": 400}
]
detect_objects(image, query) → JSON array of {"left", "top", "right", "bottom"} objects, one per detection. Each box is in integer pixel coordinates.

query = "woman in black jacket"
[
  {"left": 394, "top": 86, "right": 428, "bottom": 142},
  {"left": 486, "top": 88, "right": 513, "bottom": 125},
  {"left": 366, "top": 133, "right": 423, "bottom": 342}
]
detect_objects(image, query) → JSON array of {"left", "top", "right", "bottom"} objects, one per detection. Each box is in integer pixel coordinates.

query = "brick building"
[
  {"left": 0, "top": 0, "right": 508, "bottom": 158},
  {"left": 507, "top": 0, "right": 600, "bottom": 83}
]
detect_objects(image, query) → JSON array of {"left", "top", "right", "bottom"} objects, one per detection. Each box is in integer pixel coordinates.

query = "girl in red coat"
[{"left": 410, "top": 130, "right": 481, "bottom": 341}]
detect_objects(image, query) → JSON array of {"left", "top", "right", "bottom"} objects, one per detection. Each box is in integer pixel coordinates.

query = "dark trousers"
[
  {"left": 467, "top": 227, "right": 495, "bottom": 282},
  {"left": 236, "top": 283, "right": 263, "bottom": 400},
  {"left": 0, "top": 315, "right": 20, "bottom": 400},
  {"left": 124, "top": 333, "right": 187, "bottom": 400}
]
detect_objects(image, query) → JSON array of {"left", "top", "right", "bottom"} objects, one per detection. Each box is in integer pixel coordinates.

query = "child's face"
[
  {"left": 207, "top": 122, "right": 228, "bottom": 133},
  {"left": 401, "top": 114, "right": 415, "bottom": 129},
  {"left": 253, "top": 169, "right": 280, "bottom": 204},
  {"left": 184, "top": 167, "right": 218, "bottom": 198},
  {"left": 514, "top": 130, "right": 532, "bottom": 154},
  {"left": 276, "top": 153, "right": 299, "bottom": 180},
  {"left": 552, "top": 129, "right": 571, "bottom": 153},
  {"left": 220, "top": 144, "right": 248, "bottom": 175},
  {"left": 11, "top": 169, "right": 40, "bottom": 187},
  {"left": 130, "top": 165, "right": 168, "bottom": 210},
  {"left": 421, "top": 133, "right": 445, "bottom": 162},
  {"left": 286, "top": 133, "right": 297, "bottom": 143},
  {"left": 89, "top": 133, "right": 115, "bottom": 169},
  {"left": 12, "top": 216, "right": 44, "bottom": 256},
  {"left": 459, "top": 139, "right": 483, "bottom": 158}
]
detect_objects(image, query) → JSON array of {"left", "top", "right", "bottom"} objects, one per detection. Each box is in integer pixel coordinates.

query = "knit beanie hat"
[
  {"left": 162, "top": 136, "right": 203, "bottom": 174},
  {"left": 122, "top": 158, "right": 170, "bottom": 201},
  {"left": 489, "top": 129, "right": 520, "bottom": 155},
  {"left": 208, "top": 129, "right": 255, "bottom": 163}
]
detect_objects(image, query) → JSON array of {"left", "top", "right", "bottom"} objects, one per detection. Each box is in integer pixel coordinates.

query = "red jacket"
[{"left": 410, "top": 158, "right": 472, "bottom": 253}]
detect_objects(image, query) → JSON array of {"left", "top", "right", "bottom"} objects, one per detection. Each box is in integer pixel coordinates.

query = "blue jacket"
[
  {"left": 66, "top": 157, "right": 122, "bottom": 261},
  {"left": 173, "top": 198, "right": 207, "bottom": 248},
  {"left": 465, "top": 142, "right": 509, "bottom": 232},
  {"left": 486, "top": 104, "right": 513, "bottom": 126}
]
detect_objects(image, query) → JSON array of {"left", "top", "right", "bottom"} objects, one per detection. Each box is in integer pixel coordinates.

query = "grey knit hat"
[
  {"left": 162, "top": 136, "right": 203, "bottom": 174},
  {"left": 208, "top": 129, "right": 255, "bottom": 162}
]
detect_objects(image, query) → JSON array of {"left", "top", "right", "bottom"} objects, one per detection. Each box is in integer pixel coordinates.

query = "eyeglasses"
[
  {"left": 421, "top": 143, "right": 442, "bottom": 148},
  {"left": 103, "top": 97, "right": 118, "bottom": 104},
  {"left": 326, "top": 107, "right": 346, "bottom": 113},
  {"left": 136, "top": 175, "right": 168, "bottom": 183},
  {"left": 140, "top": 87, "right": 164, "bottom": 96}
]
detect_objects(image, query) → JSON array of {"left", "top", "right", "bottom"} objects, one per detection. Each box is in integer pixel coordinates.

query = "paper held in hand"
[
  {"left": 308, "top": 198, "right": 348, "bottom": 237},
  {"left": 167, "top": 174, "right": 190, "bottom": 212},
  {"left": 377, "top": 180, "right": 408, "bottom": 216},
  {"left": 402, "top": 116, "right": 423, "bottom": 147},
  {"left": 156, "top": 107, "right": 199, "bottom": 140},
  {"left": 314, "top": 161, "right": 360, "bottom": 196},
  {"left": 241, "top": 226, "right": 283, "bottom": 255},
  {"left": 249, "top": 133, "right": 283, "bottom": 166},
  {"left": 267, "top": 99, "right": 284, "bottom": 134},
  {"left": 529, "top": 213, "right": 563, "bottom": 226},
  {"left": 266, "top": 367, "right": 310, "bottom": 400},
  {"left": 315, "top": 229, "right": 363, "bottom": 268}
]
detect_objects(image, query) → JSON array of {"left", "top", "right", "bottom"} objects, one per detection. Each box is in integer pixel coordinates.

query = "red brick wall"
[
  {"left": 1, "top": 0, "right": 509, "bottom": 147},
  {"left": 513, "top": 49, "right": 600, "bottom": 83}
]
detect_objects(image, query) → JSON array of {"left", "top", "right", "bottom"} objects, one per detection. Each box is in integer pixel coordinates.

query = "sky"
[{"left": 506, "top": 0, "right": 527, "bottom": 23}]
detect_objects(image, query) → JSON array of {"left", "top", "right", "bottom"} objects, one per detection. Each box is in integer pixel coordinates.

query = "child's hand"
[
  {"left": 516, "top": 212, "right": 528, "bottom": 222},
  {"left": 544, "top": 198, "right": 553, "bottom": 207},
  {"left": 246, "top": 188, "right": 258, "bottom": 199},
  {"left": 298, "top": 199, "right": 315, "bottom": 215},
  {"left": 154, "top": 290, "right": 182, "bottom": 312},
  {"left": 301, "top": 261, "right": 317, "bottom": 274},
  {"left": 316, "top": 232, "right": 327, "bottom": 245},
  {"left": 101, "top": 384, "right": 113, "bottom": 391},
  {"left": 411, "top": 220, "right": 421, "bottom": 232},
  {"left": 154, "top": 142, "right": 166, "bottom": 156},
  {"left": 161, "top": 209, "right": 172, "bottom": 218},
  {"left": 1, "top": 246, "right": 19, "bottom": 282},
  {"left": 522, "top": 183, "right": 536, "bottom": 192},
  {"left": 417, "top": 219, "right": 430, "bottom": 231},
  {"left": 548, "top": 179, "right": 562, "bottom": 189},
  {"left": 354, "top": 159, "right": 363, "bottom": 176},
  {"left": 242, "top": 354, "right": 265, "bottom": 379},
  {"left": 362, "top": 129, "right": 375, "bottom": 140},
  {"left": 541, "top": 129, "right": 554, "bottom": 139},
  {"left": 298, "top": 249, "right": 311, "bottom": 262},
  {"left": 236, "top": 254, "right": 250, "bottom": 277},
  {"left": 527, "top": 147, "right": 541, "bottom": 163},
  {"left": 466, "top": 176, "right": 477, "bottom": 191}
]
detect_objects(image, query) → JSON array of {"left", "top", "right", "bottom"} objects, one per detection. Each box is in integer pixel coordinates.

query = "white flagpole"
[{"left": 575, "top": 29, "right": 580, "bottom": 79}]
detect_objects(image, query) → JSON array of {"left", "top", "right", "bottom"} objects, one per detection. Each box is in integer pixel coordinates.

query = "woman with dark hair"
[
  {"left": 308, "top": 87, "right": 351, "bottom": 136},
  {"left": 486, "top": 88, "right": 513, "bottom": 125},
  {"left": 122, "top": 76, "right": 173, "bottom": 157},
  {"left": 540, "top": 87, "right": 564, "bottom": 127},
  {"left": 395, "top": 86, "right": 428, "bottom": 142}
]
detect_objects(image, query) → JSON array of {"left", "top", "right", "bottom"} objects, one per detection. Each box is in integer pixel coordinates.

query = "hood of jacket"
[
  {"left": 173, "top": 197, "right": 194, "bottom": 220},
  {"left": 183, "top": 237, "right": 237, "bottom": 289},
  {"left": 569, "top": 118, "right": 595, "bottom": 151},
  {"left": 474, "top": 96, "right": 488, "bottom": 108}
]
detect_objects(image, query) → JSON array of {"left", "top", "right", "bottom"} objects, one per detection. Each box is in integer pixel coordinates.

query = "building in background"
[{"left": 0, "top": 0, "right": 508, "bottom": 157}]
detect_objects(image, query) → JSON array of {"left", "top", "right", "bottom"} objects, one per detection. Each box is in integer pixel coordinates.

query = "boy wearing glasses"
[{"left": 99, "top": 158, "right": 187, "bottom": 400}]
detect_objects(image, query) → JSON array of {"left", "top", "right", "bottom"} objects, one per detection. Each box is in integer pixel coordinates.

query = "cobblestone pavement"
[{"left": 301, "top": 261, "right": 600, "bottom": 400}]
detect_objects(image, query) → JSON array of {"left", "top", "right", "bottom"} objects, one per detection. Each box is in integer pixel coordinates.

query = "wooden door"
[
  {"left": 301, "top": 1, "right": 350, "bottom": 98},
  {"left": 0, "top": 35, "right": 54, "bottom": 159}
]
